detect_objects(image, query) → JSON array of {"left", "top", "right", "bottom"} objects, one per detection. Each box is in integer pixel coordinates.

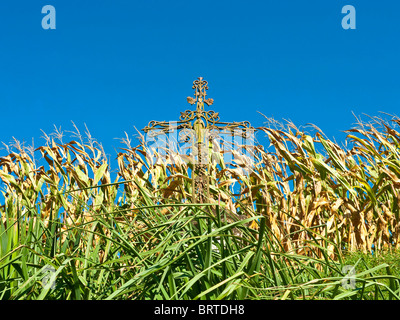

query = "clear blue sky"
[{"left": 1, "top": 0, "right": 399, "bottom": 167}]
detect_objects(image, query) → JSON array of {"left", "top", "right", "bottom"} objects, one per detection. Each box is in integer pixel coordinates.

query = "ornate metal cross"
[{"left": 142, "top": 77, "right": 254, "bottom": 203}]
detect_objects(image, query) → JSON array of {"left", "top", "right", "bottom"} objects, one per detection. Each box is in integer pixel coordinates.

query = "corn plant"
[{"left": 0, "top": 116, "right": 399, "bottom": 299}]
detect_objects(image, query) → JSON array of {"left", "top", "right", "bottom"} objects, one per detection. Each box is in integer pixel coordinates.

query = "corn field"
[{"left": 0, "top": 116, "right": 400, "bottom": 299}]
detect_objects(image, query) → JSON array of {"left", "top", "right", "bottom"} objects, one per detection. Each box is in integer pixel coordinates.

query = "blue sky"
[{"left": 1, "top": 0, "right": 399, "bottom": 168}]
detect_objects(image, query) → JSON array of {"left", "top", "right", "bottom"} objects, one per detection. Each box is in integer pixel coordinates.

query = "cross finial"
[{"left": 187, "top": 77, "right": 214, "bottom": 108}]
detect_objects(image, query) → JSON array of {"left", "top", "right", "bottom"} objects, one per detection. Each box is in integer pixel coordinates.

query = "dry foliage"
[{"left": 1, "top": 116, "right": 400, "bottom": 259}]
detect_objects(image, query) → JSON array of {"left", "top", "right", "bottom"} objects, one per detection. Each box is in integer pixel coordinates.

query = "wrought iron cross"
[{"left": 142, "top": 77, "right": 254, "bottom": 203}]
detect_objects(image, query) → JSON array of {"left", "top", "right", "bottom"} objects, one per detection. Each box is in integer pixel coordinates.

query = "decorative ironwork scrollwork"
[{"left": 142, "top": 77, "right": 255, "bottom": 203}]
